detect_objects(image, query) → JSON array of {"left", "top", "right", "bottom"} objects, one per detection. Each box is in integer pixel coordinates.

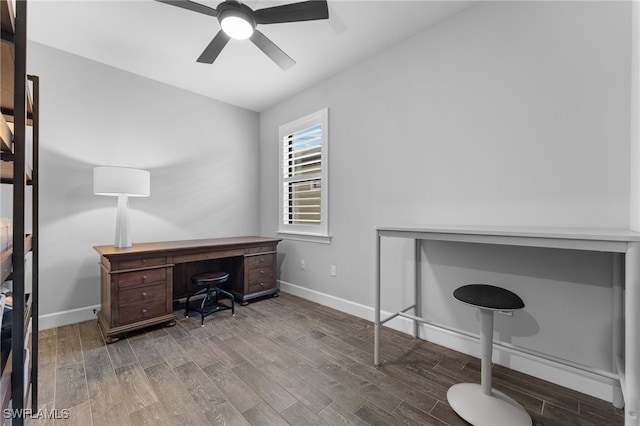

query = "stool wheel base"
[{"left": 447, "top": 383, "right": 531, "bottom": 426}]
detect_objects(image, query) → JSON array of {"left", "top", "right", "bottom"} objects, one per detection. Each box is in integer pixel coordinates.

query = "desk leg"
[
  {"left": 374, "top": 231, "right": 381, "bottom": 366},
  {"left": 625, "top": 242, "right": 640, "bottom": 425},
  {"left": 414, "top": 239, "right": 421, "bottom": 339},
  {"left": 613, "top": 253, "right": 624, "bottom": 409}
]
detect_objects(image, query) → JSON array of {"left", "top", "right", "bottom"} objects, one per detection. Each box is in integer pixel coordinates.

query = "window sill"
[{"left": 277, "top": 232, "right": 332, "bottom": 244}]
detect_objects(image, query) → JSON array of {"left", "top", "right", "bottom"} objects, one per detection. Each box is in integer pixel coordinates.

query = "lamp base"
[{"left": 114, "top": 194, "right": 132, "bottom": 248}]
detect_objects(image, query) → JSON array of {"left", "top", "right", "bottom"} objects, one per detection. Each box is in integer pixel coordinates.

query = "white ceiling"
[{"left": 27, "top": 0, "right": 474, "bottom": 112}]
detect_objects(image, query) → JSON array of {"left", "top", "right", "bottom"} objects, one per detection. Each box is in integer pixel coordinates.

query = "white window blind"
[
  {"left": 279, "top": 109, "right": 329, "bottom": 240},
  {"left": 283, "top": 124, "right": 322, "bottom": 225}
]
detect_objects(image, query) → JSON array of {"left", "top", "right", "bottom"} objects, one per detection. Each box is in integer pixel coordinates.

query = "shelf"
[
  {"left": 0, "top": 246, "right": 9, "bottom": 284},
  {"left": 0, "top": 113, "right": 11, "bottom": 153},
  {"left": 1, "top": 0, "right": 32, "bottom": 122},
  {"left": 23, "top": 292, "right": 30, "bottom": 332},
  {"left": 1, "top": 111, "right": 34, "bottom": 183},
  {"left": 0, "top": 158, "right": 33, "bottom": 184},
  {"left": 0, "top": 296, "right": 32, "bottom": 416},
  {"left": 1, "top": 40, "right": 33, "bottom": 121},
  {"left": 0, "top": 0, "right": 14, "bottom": 34},
  {"left": 0, "top": 235, "right": 32, "bottom": 285},
  {"left": 1, "top": 352, "right": 10, "bottom": 413}
]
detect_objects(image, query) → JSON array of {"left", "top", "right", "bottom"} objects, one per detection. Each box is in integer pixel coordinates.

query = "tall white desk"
[{"left": 374, "top": 225, "right": 640, "bottom": 425}]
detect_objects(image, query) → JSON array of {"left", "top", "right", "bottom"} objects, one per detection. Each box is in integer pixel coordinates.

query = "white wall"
[
  {"left": 259, "top": 1, "right": 631, "bottom": 400},
  {"left": 26, "top": 42, "right": 260, "bottom": 325},
  {"left": 632, "top": 1, "right": 640, "bottom": 231}
]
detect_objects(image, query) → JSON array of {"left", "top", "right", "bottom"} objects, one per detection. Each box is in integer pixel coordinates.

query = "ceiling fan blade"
[
  {"left": 254, "top": 0, "right": 329, "bottom": 25},
  {"left": 250, "top": 30, "right": 296, "bottom": 70},
  {"left": 155, "top": 0, "right": 219, "bottom": 17},
  {"left": 197, "top": 30, "right": 231, "bottom": 63}
]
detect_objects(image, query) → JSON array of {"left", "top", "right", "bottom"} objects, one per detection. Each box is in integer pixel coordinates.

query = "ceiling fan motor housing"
[{"left": 217, "top": 1, "right": 256, "bottom": 33}]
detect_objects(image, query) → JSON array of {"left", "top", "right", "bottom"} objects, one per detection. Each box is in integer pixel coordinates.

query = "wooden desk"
[
  {"left": 94, "top": 236, "right": 281, "bottom": 342},
  {"left": 374, "top": 225, "right": 640, "bottom": 426}
]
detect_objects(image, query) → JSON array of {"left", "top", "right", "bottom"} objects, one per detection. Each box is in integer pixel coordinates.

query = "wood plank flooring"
[{"left": 29, "top": 293, "right": 623, "bottom": 425}]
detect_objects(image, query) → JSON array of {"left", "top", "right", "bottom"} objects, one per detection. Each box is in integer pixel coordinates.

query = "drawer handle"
[
  {"left": 142, "top": 309, "right": 148, "bottom": 314},
  {"left": 141, "top": 292, "right": 147, "bottom": 298},
  {"left": 142, "top": 259, "right": 146, "bottom": 264},
  {"left": 142, "top": 275, "right": 147, "bottom": 282},
  {"left": 260, "top": 270, "right": 265, "bottom": 276},
  {"left": 259, "top": 282, "right": 264, "bottom": 287},
  {"left": 260, "top": 257, "right": 265, "bottom": 263}
]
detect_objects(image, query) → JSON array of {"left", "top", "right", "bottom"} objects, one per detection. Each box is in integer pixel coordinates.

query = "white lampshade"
[
  {"left": 93, "top": 166, "right": 150, "bottom": 248},
  {"left": 93, "top": 166, "right": 150, "bottom": 197}
]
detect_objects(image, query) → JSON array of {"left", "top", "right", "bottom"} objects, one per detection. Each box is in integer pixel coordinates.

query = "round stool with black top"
[
  {"left": 185, "top": 271, "right": 235, "bottom": 326},
  {"left": 447, "top": 284, "right": 531, "bottom": 426}
]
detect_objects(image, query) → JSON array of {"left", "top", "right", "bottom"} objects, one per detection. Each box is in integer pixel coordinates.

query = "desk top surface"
[
  {"left": 377, "top": 225, "right": 640, "bottom": 243},
  {"left": 94, "top": 236, "right": 281, "bottom": 257}
]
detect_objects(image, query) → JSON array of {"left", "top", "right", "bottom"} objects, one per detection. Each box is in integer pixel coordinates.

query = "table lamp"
[{"left": 93, "top": 166, "right": 150, "bottom": 248}]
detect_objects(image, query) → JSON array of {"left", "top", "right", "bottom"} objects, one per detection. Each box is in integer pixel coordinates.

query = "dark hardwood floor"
[{"left": 30, "top": 293, "right": 623, "bottom": 425}]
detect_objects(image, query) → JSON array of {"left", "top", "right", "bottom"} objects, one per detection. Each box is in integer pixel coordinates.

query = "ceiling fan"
[{"left": 156, "top": 0, "right": 329, "bottom": 70}]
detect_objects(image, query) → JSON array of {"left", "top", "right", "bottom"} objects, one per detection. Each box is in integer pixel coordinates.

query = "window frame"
[{"left": 278, "top": 108, "right": 330, "bottom": 243}]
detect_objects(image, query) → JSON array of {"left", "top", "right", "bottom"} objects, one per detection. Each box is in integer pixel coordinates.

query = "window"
[{"left": 279, "top": 108, "right": 329, "bottom": 242}]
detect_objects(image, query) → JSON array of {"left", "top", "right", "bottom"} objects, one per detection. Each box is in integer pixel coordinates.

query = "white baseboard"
[
  {"left": 39, "top": 304, "right": 100, "bottom": 330},
  {"left": 279, "top": 280, "right": 617, "bottom": 403}
]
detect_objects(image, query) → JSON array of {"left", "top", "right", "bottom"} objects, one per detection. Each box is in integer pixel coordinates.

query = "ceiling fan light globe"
[{"left": 221, "top": 15, "right": 254, "bottom": 40}]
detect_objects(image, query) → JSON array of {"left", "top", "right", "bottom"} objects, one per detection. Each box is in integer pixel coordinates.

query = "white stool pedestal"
[{"left": 447, "top": 383, "right": 532, "bottom": 426}]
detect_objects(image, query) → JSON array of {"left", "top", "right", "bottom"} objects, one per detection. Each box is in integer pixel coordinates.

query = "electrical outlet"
[
  {"left": 300, "top": 259, "right": 306, "bottom": 270},
  {"left": 331, "top": 265, "right": 337, "bottom": 277}
]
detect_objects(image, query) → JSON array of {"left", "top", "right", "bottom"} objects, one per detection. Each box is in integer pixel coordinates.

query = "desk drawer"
[
  {"left": 246, "top": 245, "right": 276, "bottom": 255},
  {"left": 247, "top": 279, "right": 276, "bottom": 294},
  {"left": 118, "top": 268, "right": 167, "bottom": 288},
  {"left": 119, "top": 300, "right": 168, "bottom": 325},
  {"left": 117, "top": 257, "right": 167, "bottom": 270},
  {"left": 247, "top": 266, "right": 276, "bottom": 293},
  {"left": 119, "top": 283, "right": 166, "bottom": 306},
  {"left": 246, "top": 253, "right": 275, "bottom": 269}
]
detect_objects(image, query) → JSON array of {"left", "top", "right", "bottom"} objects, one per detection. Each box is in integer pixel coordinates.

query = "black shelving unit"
[{"left": 1, "top": 0, "right": 39, "bottom": 423}]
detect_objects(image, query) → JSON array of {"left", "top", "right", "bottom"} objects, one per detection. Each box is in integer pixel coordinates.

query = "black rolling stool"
[
  {"left": 447, "top": 284, "right": 531, "bottom": 426},
  {"left": 185, "top": 271, "right": 235, "bottom": 326}
]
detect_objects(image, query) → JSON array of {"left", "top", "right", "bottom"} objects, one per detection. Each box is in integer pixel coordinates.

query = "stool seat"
[
  {"left": 453, "top": 284, "right": 524, "bottom": 311},
  {"left": 185, "top": 271, "right": 234, "bottom": 326},
  {"left": 192, "top": 271, "right": 230, "bottom": 284}
]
